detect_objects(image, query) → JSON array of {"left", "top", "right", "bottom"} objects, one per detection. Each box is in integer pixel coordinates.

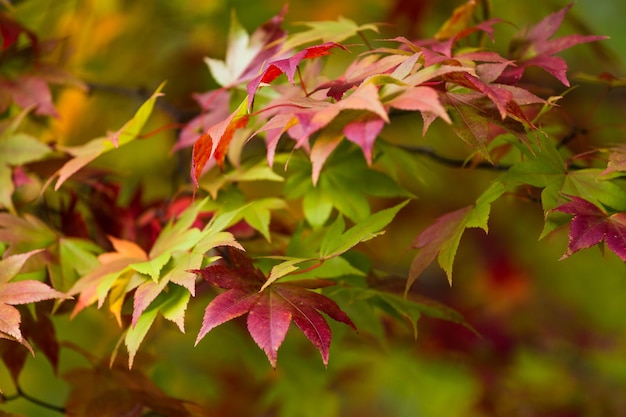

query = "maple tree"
[{"left": 1, "top": 0, "right": 626, "bottom": 416}]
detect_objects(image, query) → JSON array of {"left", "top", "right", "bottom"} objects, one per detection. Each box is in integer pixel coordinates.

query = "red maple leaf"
[
  {"left": 246, "top": 42, "right": 347, "bottom": 110},
  {"left": 193, "top": 247, "right": 356, "bottom": 367},
  {"left": 554, "top": 196, "right": 626, "bottom": 261},
  {"left": 500, "top": 3, "right": 608, "bottom": 86}
]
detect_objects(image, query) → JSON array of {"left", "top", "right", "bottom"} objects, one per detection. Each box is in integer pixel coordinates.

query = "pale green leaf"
[
  {"left": 0, "top": 164, "right": 15, "bottom": 213},
  {"left": 125, "top": 303, "right": 159, "bottom": 369},
  {"left": 282, "top": 17, "right": 378, "bottom": 51},
  {"left": 241, "top": 198, "right": 287, "bottom": 241},
  {"left": 201, "top": 161, "right": 284, "bottom": 199},
  {"left": 161, "top": 252, "right": 203, "bottom": 295},
  {"left": 109, "top": 81, "right": 166, "bottom": 147},
  {"left": 289, "top": 256, "right": 365, "bottom": 280},
  {"left": 0, "top": 133, "right": 51, "bottom": 166},
  {"left": 465, "top": 181, "right": 509, "bottom": 231},
  {"left": 53, "top": 82, "right": 165, "bottom": 190},
  {"left": 58, "top": 238, "right": 101, "bottom": 292},
  {"left": 193, "top": 231, "right": 243, "bottom": 257},
  {"left": 205, "top": 11, "right": 256, "bottom": 86},
  {"left": 160, "top": 284, "right": 191, "bottom": 332},
  {"left": 563, "top": 169, "right": 626, "bottom": 211},
  {"left": 129, "top": 252, "right": 171, "bottom": 282},
  {"left": 319, "top": 215, "right": 346, "bottom": 258},
  {"left": 261, "top": 257, "right": 314, "bottom": 291},
  {"left": 204, "top": 205, "right": 250, "bottom": 235},
  {"left": 303, "top": 188, "right": 333, "bottom": 229},
  {"left": 321, "top": 200, "right": 409, "bottom": 259}
]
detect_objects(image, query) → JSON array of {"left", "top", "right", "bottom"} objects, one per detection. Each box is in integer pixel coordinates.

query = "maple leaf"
[
  {"left": 204, "top": 7, "right": 288, "bottom": 88},
  {"left": 502, "top": 136, "right": 626, "bottom": 237},
  {"left": 246, "top": 42, "right": 347, "bottom": 110},
  {"left": 67, "top": 200, "right": 246, "bottom": 368},
  {"left": 502, "top": 3, "right": 608, "bottom": 86},
  {"left": 0, "top": 14, "right": 85, "bottom": 117},
  {"left": 407, "top": 181, "right": 507, "bottom": 291},
  {"left": 190, "top": 98, "right": 250, "bottom": 186},
  {"left": 554, "top": 196, "right": 626, "bottom": 261},
  {"left": 51, "top": 82, "right": 165, "bottom": 191},
  {"left": 194, "top": 247, "right": 355, "bottom": 367},
  {"left": 280, "top": 16, "right": 378, "bottom": 52},
  {"left": 0, "top": 301, "right": 60, "bottom": 385},
  {"left": 601, "top": 144, "right": 626, "bottom": 177},
  {"left": 283, "top": 149, "right": 410, "bottom": 227},
  {"left": 175, "top": 89, "right": 231, "bottom": 150},
  {"left": 0, "top": 250, "right": 68, "bottom": 353},
  {"left": 0, "top": 75, "right": 58, "bottom": 117},
  {"left": 434, "top": 0, "right": 478, "bottom": 41}
]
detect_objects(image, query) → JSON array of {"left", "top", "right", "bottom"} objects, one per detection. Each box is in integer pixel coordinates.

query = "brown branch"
[
  {"left": 1, "top": 384, "right": 66, "bottom": 414},
  {"left": 396, "top": 144, "right": 512, "bottom": 171},
  {"left": 85, "top": 81, "right": 197, "bottom": 123}
]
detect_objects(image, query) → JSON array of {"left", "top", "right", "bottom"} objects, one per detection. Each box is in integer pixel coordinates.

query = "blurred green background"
[{"left": 2, "top": 0, "right": 626, "bottom": 416}]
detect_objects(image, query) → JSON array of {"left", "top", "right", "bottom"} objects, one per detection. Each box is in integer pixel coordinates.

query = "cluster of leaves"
[
  {"left": 186, "top": 1, "right": 625, "bottom": 287},
  {"left": 1, "top": 1, "right": 625, "bottom": 415}
]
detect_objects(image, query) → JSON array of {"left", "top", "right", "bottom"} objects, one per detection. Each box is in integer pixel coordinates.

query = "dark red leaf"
[
  {"left": 0, "top": 338, "right": 28, "bottom": 383},
  {"left": 196, "top": 289, "right": 261, "bottom": 343},
  {"left": 500, "top": 3, "right": 608, "bottom": 86},
  {"left": 247, "top": 291, "right": 292, "bottom": 367},
  {"left": 194, "top": 247, "right": 355, "bottom": 366},
  {"left": 554, "top": 197, "right": 626, "bottom": 261}
]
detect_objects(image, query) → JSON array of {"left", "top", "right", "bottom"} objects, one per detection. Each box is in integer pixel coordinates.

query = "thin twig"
[
  {"left": 1, "top": 385, "right": 67, "bottom": 414},
  {"left": 396, "top": 144, "right": 512, "bottom": 171},
  {"left": 85, "top": 81, "right": 196, "bottom": 123},
  {"left": 357, "top": 30, "right": 374, "bottom": 51}
]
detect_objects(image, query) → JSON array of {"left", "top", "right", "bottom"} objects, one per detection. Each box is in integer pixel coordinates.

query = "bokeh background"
[{"left": 2, "top": 0, "right": 626, "bottom": 416}]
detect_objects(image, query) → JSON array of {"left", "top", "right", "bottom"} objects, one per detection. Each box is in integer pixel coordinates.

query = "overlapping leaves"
[
  {"left": 187, "top": 3, "right": 599, "bottom": 189},
  {"left": 66, "top": 199, "right": 247, "bottom": 367},
  {"left": 194, "top": 246, "right": 355, "bottom": 367}
]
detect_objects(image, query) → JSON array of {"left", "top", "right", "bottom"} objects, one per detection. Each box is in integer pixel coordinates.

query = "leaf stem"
[
  {"left": 1, "top": 384, "right": 67, "bottom": 414},
  {"left": 289, "top": 260, "right": 325, "bottom": 276},
  {"left": 297, "top": 67, "right": 309, "bottom": 96},
  {"left": 357, "top": 30, "right": 374, "bottom": 51},
  {"left": 85, "top": 81, "right": 196, "bottom": 123}
]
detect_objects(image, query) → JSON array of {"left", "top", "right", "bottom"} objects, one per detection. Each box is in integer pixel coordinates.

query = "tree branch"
[
  {"left": 85, "top": 81, "right": 197, "bottom": 123},
  {"left": 395, "top": 144, "right": 512, "bottom": 171},
  {"left": 1, "top": 384, "right": 66, "bottom": 414}
]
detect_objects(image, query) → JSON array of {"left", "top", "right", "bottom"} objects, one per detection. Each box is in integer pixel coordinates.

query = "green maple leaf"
[
  {"left": 281, "top": 16, "right": 378, "bottom": 51},
  {"left": 502, "top": 136, "right": 626, "bottom": 237},
  {"left": 67, "top": 199, "right": 248, "bottom": 368},
  {"left": 407, "top": 180, "right": 508, "bottom": 291},
  {"left": 283, "top": 145, "right": 412, "bottom": 228}
]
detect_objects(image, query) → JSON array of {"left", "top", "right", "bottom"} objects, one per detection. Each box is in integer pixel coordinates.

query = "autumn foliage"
[{"left": 1, "top": 1, "right": 626, "bottom": 416}]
